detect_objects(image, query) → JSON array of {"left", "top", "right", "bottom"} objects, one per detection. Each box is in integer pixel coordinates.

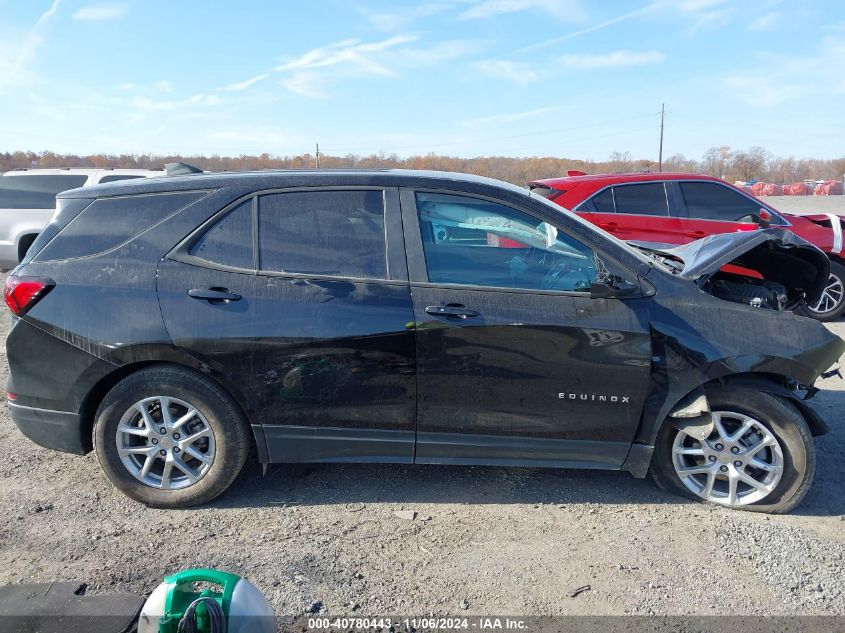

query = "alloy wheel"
[
  {"left": 810, "top": 273, "right": 844, "bottom": 315},
  {"left": 671, "top": 411, "right": 784, "bottom": 507},
  {"left": 115, "top": 396, "right": 216, "bottom": 490}
]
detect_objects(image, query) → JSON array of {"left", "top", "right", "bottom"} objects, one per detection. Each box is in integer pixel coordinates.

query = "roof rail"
[{"left": 165, "top": 162, "right": 204, "bottom": 176}]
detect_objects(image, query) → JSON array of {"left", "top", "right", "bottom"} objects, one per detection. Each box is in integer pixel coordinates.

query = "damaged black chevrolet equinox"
[{"left": 5, "top": 170, "right": 844, "bottom": 512}]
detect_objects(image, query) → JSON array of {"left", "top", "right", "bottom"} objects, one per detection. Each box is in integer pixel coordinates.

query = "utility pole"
[
  {"left": 658, "top": 103, "right": 665, "bottom": 173},
  {"left": 315, "top": 143, "right": 320, "bottom": 168}
]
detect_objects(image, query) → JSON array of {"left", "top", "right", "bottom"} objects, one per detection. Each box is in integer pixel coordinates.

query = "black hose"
[{"left": 176, "top": 596, "right": 227, "bottom": 633}]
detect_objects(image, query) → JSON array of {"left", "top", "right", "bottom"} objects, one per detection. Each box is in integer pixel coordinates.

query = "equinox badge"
[{"left": 559, "top": 392, "right": 630, "bottom": 403}]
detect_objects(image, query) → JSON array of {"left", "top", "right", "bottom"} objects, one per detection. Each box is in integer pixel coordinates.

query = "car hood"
[{"left": 636, "top": 229, "right": 830, "bottom": 304}]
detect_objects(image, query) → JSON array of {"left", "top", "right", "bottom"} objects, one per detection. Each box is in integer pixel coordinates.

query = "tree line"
[{"left": 2, "top": 147, "right": 843, "bottom": 185}]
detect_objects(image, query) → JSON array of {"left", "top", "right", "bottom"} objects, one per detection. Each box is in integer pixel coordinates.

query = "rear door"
[
  {"left": 673, "top": 180, "right": 767, "bottom": 243},
  {"left": 157, "top": 187, "right": 417, "bottom": 463},
  {"left": 577, "top": 182, "right": 685, "bottom": 246},
  {"left": 401, "top": 189, "right": 652, "bottom": 468}
]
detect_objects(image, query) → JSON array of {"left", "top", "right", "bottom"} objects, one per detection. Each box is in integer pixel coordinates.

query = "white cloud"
[
  {"left": 132, "top": 93, "right": 224, "bottom": 112},
  {"left": 366, "top": 2, "right": 452, "bottom": 30},
  {"left": 0, "top": 0, "right": 61, "bottom": 91},
  {"left": 223, "top": 74, "right": 270, "bottom": 91},
  {"left": 558, "top": 50, "right": 665, "bottom": 69},
  {"left": 274, "top": 35, "right": 482, "bottom": 98},
  {"left": 396, "top": 40, "right": 487, "bottom": 66},
  {"left": 748, "top": 11, "right": 779, "bottom": 31},
  {"left": 72, "top": 3, "right": 127, "bottom": 21},
  {"left": 723, "top": 75, "right": 800, "bottom": 107},
  {"left": 275, "top": 36, "right": 417, "bottom": 76},
  {"left": 461, "top": 106, "right": 559, "bottom": 129},
  {"left": 523, "top": 2, "right": 661, "bottom": 51},
  {"left": 459, "top": 0, "right": 587, "bottom": 21},
  {"left": 280, "top": 73, "right": 327, "bottom": 99},
  {"left": 473, "top": 60, "right": 538, "bottom": 84}
]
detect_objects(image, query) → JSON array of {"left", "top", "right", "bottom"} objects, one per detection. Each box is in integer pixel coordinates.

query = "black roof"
[{"left": 58, "top": 168, "right": 530, "bottom": 199}]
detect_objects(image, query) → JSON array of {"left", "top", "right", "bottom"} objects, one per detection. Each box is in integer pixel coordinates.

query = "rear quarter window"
[
  {"left": 0, "top": 175, "right": 88, "bottom": 209},
  {"left": 34, "top": 191, "right": 206, "bottom": 261}
]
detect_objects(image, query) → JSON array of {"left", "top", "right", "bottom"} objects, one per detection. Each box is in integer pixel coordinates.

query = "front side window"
[
  {"left": 612, "top": 183, "right": 669, "bottom": 216},
  {"left": 259, "top": 190, "right": 386, "bottom": 278},
  {"left": 679, "top": 181, "right": 763, "bottom": 222},
  {"left": 0, "top": 175, "right": 88, "bottom": 209},
  {"left": 416, "top": 192, "right": 600, "bottom": 292}
]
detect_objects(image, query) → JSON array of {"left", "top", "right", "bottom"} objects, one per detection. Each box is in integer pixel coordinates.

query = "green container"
[{"left": 156, "top": 569, "right": 239, "bottom": 633}]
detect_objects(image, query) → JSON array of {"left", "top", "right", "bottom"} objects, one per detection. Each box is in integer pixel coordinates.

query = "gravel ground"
[
  {"left": 759, "top": 195, "right": 845, "bottom": 215},
  {"left": 1, "top": 274, "right": 845, "bottom": 618}
]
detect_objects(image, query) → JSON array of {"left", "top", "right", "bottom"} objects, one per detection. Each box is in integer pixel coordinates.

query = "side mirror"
[
  {"left": 756, "top": 208, "right": 772, "bottom": 228},
  {"left": 590, "top": 277, "right": 638, "bottom": 299}
]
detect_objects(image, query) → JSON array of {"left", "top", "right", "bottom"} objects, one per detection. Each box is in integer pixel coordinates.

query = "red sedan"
[{"left": 529, "top": 171, "right": 845, "bottom": 321}]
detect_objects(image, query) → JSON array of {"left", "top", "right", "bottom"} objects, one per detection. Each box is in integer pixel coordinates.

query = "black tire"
[
  {"left": 650, "top": 386, "right": 815, "bottom": 514},
  {"left": 800, "top": 259, "right": 845, "bottom": 322},
  {"left": 93, "top": 365, "right": 251, "bottom": 508}
]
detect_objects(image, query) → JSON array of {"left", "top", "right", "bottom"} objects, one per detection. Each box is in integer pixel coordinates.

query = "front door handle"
[
  {"left": 425, "top": 304, "right": 479, "bottom": 319},
  {"left": 188, "top": 288, "right": 242, "bottom": 302},
  {"left": 686, "top": 230, "right": 706, "bottom": 238},
  {"left": 599, "top": 222, "right": 619, "bottom": 231}
]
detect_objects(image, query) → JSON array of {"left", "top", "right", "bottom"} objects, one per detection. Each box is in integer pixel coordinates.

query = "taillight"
[{"left": 4, "top": 276, "right": 55, "bottom": 316}]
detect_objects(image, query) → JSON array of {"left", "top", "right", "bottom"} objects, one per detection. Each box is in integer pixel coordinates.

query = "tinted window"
[
  {"left": 36, "top": 191, "right": 205, "bottom": 261},
  {"left": 679, "top": 182, "right": 764, "bottom": 222},
  {"left": 0, "top": 175, "right": 88, "bottom": 209},
  {"left": 613, "top": 183, "right": 668, "bottom": 216},
  {"left": 416, "top": 192, "right": 599, "bottom": 292},
  {"left": 189, "top": 200, "right": 253, "bottom": 269},
  {"left": 592, "top": 188, "right": 615, "bottom": 213},
  {"left": 99, "top": 175, "right": 146, "bottom": 184},
  {"left": 259, "top": 190, "right": 386, "bottom": 278}
]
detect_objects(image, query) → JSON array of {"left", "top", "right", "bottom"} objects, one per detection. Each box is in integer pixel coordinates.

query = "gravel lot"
[
  {"left": 1, "top": 272, "right": 844, "bottom": 619},
  {"left": 759, "top": 195, "right": 845, "bottom": 216}
]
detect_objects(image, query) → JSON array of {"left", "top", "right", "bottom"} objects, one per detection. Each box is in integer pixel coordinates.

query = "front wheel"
[
  {"left": 93, "top": 366, "right": 251, "bottom": 508},
  {"left": 801, "top": 260, "right": 845, "bottom": 321},
  {"left": 650, "top": 387, "right": 815, "bottom": 513}
]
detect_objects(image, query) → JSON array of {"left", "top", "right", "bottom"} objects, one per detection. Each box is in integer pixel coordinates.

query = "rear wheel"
[
  {"left": 650, "top": 387, "right": 814, "bottom": 513},
  {"left": 93, "top": 366, "right": 250, "bottom": 508},
  {"left": 802, "top": 260, "right": 845, "bottom": 321}
]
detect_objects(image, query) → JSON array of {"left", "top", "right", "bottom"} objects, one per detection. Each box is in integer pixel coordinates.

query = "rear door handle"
[
  {"left": 425, "top": 304, "right": 479, "bottom": 319},
  {"left": 599, "top": 222, "right": 619, "bottom": 231},
  {"left": 188, "top": 288, "right": 241, "bottom": 302},
  {"left": 686, "top": 230, "right": 706, "bottom": 238}
]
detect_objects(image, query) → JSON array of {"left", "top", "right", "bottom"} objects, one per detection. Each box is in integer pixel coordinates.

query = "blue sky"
[{"left": 1, "top": 0, "right": 843, "bottom": 161}]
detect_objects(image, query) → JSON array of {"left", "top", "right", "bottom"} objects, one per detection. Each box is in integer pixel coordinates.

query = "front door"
[
  {"left": 672, "top": 180, "right": 764, "bottom": 243},
  {"left": 157, "top": 188, "right": 417, "bottom": 463},
  {"left": 401, "top": 189, "right": 653, "bottom": 468}
]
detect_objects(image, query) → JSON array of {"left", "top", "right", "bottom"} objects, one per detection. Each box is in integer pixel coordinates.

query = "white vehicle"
[{"left": 0, "top": 168, "right": 163, "bottom": 271}]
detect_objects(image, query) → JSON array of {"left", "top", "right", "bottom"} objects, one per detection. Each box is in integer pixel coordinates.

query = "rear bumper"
[{"left": 8, "top": 402, "right": 86, "bottom": 454}]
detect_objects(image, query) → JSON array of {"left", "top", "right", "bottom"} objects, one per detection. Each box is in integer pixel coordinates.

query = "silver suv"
[{"left": 0, "top": 168, "right": 162, "bottom": 271}]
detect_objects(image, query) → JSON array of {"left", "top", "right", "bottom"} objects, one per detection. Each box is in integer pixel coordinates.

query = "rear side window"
[
  {"left": 98, "top": 175, "right": 146, "bottom": 184},
  {"left": 591, "top": 188, "right": 615, "bottom": 213},
  {"left": 0, "top": 175, "right": 88, "bottom": 209},
  {"left": 35, "top": 191, "right": 205, "bottom": 261},
  {"left": 612, "top": 183, "right": 668, "bottom": 216},
  {"left": 258, "top": 190, "right": 386, "bottom": 278},
  {"left": 679, "top": 182, "right": 763, "bottom": 222},
  {"left": 189, "top": 200, "right": 254, "bottom": 269}
]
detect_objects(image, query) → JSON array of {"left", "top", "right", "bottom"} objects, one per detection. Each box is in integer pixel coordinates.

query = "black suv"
[{"left": 5, "top": 170, "right": 843, "bottom": 512}]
